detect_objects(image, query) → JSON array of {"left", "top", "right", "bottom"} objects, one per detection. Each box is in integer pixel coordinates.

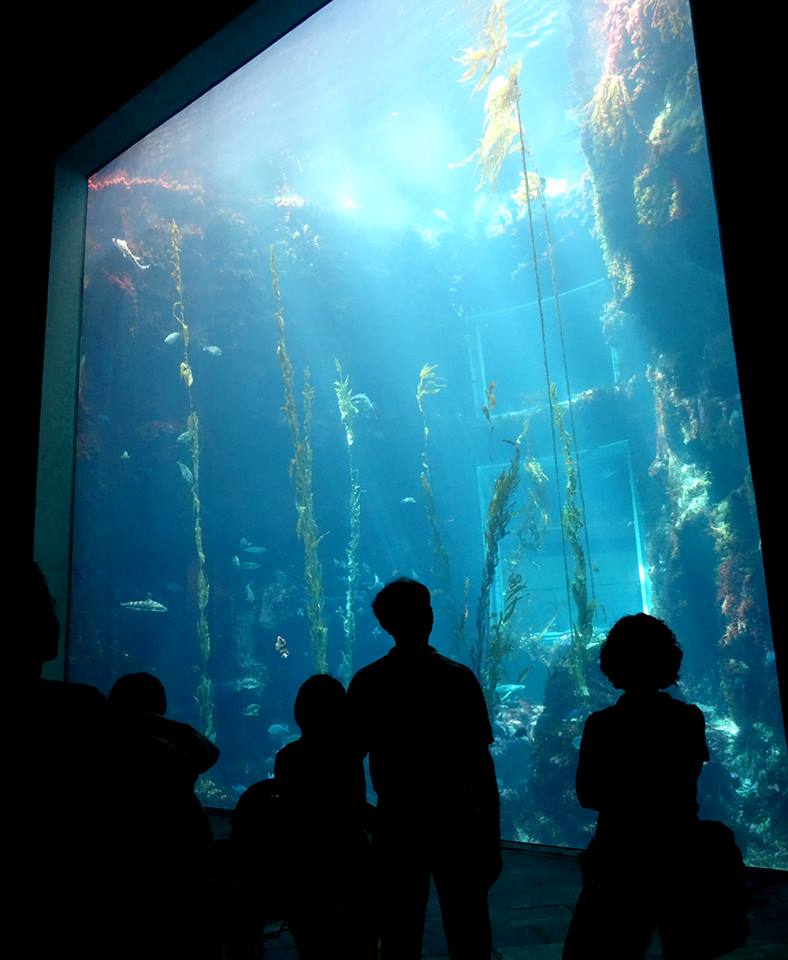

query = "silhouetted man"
[{"left": 347, "top": 578, "right": 501, "bottom": 960}]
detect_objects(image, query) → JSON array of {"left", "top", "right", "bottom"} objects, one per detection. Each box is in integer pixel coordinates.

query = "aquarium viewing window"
[{"left": 37, "top": 0, "right": 787, "bottom": 867}]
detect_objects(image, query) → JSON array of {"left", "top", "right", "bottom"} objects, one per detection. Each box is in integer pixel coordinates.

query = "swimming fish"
[
  {"left": 268, "top": 722, "right": 290, "bottom": 738},
  {"left": 495, "top": 683, "right": 527, "bottom": 701},
  {"left": 245, "top": 583, "right": 256, "bottom": 604},
  {"left": 120, "top": 450, "right": 130, "bottom": 460},
  {"left": 232, "top": 555, "right": 241, "bottom": 568},
  {"left": 164, "top": 332, "right": 181, "bottom": 345},
  {"left": 243, "top": 703, "right": 262, "bottom": 717},
  {"left": 243, "top": 545, "right": 267, "bottom": 554},
  {"left": 238, "top": 561, "right": 260, "bottom": 571},
  {"left": 112, "top": 237, "right": 151, "bottom": 271},
  {"left": 275, "top": 635, "right": 289, "bottom": 659},
  {"left": 203, "top": 346, "right": 223, "bottom": 357},
  {"left": 176, "top": 460, "right": 193, "bottom": 484},
  {"left": 400, "top": 497, "right": 417, "bottom": 504},
  {"left": 176, "top": 430, "right": 193, "bottom": 446},
  {"left": 120, "top": 598, "right": 168, "bottom": 613}
]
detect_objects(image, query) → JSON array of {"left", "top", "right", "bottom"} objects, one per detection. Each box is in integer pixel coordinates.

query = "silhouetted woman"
[{"left": 563, "top": 613, "right": 711, "bottom": 960}]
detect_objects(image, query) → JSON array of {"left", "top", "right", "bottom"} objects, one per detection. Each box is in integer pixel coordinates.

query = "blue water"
[{"left": 69, "top": 0, "right": 787, "bottom": 867}]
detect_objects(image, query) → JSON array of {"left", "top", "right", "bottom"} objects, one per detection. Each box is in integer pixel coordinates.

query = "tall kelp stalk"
[
  {"left": 270, "top": 245, "right": 328, "bottom": 673},
  {"left": 473, "top": 433, "right": 523, "bottom": 712},
  {"left": 170, "top": 220, "right": 214, "bottom": 738},
  {"left": 416, "top": 363, "right": 463, "bottom": 652},
  {"left": 455, "top": 0, "right": 595, "bottom": 698},
  {"left": 334, "top": 360, "right": 365, "bottom": 685}
]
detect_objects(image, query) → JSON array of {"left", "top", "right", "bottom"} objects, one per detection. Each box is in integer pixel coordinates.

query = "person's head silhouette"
[
  {"left": 109, "top": 672, "right": 168, "bottom": 715},
  {"left": 294, "top": 673, "right": 347, "bottom": 739},
  {"left": 600, "top": 612, "right": 683, "bottom": 692},
  {"left": 371, "top": 577, "right": 433, "bottom": 650}
]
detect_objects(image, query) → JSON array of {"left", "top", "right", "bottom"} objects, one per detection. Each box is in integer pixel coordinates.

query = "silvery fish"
[
  {"left": 176, "top": 430, "right": 193, "bottom": 446},
  {"left": 203, "top": 345, "right": 223, "bottom": 357},
  {"left": 238, "top": 561, "right": 260, "bottom": 571},
  {"left": 164, "top": 332, "right": 181, "bottom": 345},
  {"left": 243, "top": 545, "right": 267, "bottom": 554},
  {"left": 120, "top": 598, "right": 168, "bottom": 613},
  {"left": 177, "top": 461, "right": 193, "bottom": 484},
  {"left": 243, "top": 703, "right": 262, "bottom": 717},
  {"left": 112, "top": 237, "right": 151, "bottom": 271}
]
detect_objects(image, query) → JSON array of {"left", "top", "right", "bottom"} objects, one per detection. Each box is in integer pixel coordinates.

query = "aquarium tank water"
[{"left": 67, "top": 0, "right": 786, "bottom": 867}]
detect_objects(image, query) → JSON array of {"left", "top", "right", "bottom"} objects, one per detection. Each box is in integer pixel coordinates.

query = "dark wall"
[{"left": 22, "top": 2, "right": 783, "bottom": 735}]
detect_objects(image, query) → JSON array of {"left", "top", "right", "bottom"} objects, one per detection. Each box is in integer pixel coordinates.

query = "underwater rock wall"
[{"left": 567, "top": 0, "right": 786, "bottom": 867}]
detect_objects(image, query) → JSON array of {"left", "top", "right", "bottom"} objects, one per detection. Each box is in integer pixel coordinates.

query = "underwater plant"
[
  {"left": 415, "top": 362, "right": 463, "bottom": 650},
  {"left": 473, "top": 429, "right": 523, "bottom": 707},
  {"left": 334, "top": 360, "right": 364, "bottom": 685},
  {"left": 270, "top": 244, "right": 329, "bottom": 673},
  {"left": 457, "top": 1, "right": 597, "bottom": 698},
  {"left": 170, "top": 219, "right": 214, "bottom": 739},
  {"left": 454, "top": 0, "right": 508, "bottom": 94}
]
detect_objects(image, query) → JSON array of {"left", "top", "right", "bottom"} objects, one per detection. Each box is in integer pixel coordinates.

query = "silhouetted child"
[
  {"left": 274, "top": 673, "right": 376, "bottom": 960},
  {"left": 109, "top": 671, "right": 220, "bottom": 957},
  {"left": 109, "top": 671, "right": 220, "bottom": 789},
  {"left": 347, "top": 578, "right": 501, "bottom": 960},
  {"left": 563, "top": 613, "right": 713, "bottom": 960}
]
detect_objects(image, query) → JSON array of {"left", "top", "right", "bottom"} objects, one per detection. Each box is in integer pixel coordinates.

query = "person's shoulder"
[
  {"left": 348, "top": 654, "right": 390, "bottom": 687},
  {"left": 429, "top": 649, "right": 479, "bottom": 680},
  {"left": 663, "top": 694, "right": 705, "bottom": 723},
  {"left": 39, "top": 678, "right": 112, "bottom": 714}
]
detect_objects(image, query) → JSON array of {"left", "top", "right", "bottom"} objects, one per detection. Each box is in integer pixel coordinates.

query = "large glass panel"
[{"left": 69, "top": 0, "right": 786, "bottom": 867}]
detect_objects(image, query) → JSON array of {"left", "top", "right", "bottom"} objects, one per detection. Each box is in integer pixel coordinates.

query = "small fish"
[
  {"left": 236, "top": 677, "right": 262, "bottom": 691},
  {"left": 112, "top": 237, "right": 151, "bottom": 271},
  {"left": 238, "top": 561, "right": 260, "bottom": 571},
  {"left": 495, "top": 683, "right": 527, "bottom": 701},
  {"left": 120, "top": 598, "right": 168, "bottom": 613},
  {"left": 232, "top": 555, "right": 241, "bottom": 568},
  {"left": 243, "top": 545, "right": 267, "bottom": 554},
  {"left": 572, "top": 735, "right": 583, "bottom": 750},
  {"left": 245, "top": 583, "right": 256, "bottom": 605},
  {"left": 243, "top": 703, "right": 262, "bottom": 717},
  {"left": 203, "top": 345, "right": 223, "bottom": 357},
  {"left": 275, "top": 635, "right": 289, "bottom": 659},
  {"left": 164, "top": 332, "right": 181, "bottom": 345},
  {"left": 400, "top": 497, "right": 417, "bottom": 504},
  {"left": 120, "top": 450, "right": 130, "bottom": 460},
  {"left": 268, "top": 722, "right": 290, "bottom": 738},
  {"left": 176, "top": 430, "right": 193, "bottom": 446},
  {"left": 296, "top": 607, "right": 305, "bottom": 617},
  {"left": 239, "top": 538, "right": 251, "bottom": 548},
  {"left": 176, "top": 460, "right": 193, "bottom": 484}
]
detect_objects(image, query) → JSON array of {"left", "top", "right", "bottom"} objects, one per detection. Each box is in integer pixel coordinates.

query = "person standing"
[{"left": 348, "top": 578, "right": 501, "bottom": 960}]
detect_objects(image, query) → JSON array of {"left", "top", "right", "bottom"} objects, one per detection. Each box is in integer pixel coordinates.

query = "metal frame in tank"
[{"left": 34, "top": 0, "right": 331, "bottom": 678}]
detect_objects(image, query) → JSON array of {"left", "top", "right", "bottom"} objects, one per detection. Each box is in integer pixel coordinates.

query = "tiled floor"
[{"left": 245, "top": 840, "right": 788, "bottom": 958}]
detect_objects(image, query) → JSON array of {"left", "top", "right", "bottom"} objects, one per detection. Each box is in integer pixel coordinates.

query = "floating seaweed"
[
  {"left": 170, "top": 220, "right": 214, "bottom": 739},
  {"left": 270, "top": 244, "right": 329, "bottom": 673},
  {"left": 473, "top": 428, "right": 523, "bottom": 709},
  {"left": 457, "top": 1, "right": 596, "bottom": 698},
  {"left": 415, "top": 362, "right": 459, "bottom": 643},
  {"left": 335, "top": 360, "right": 364, "bottom": 685}
]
